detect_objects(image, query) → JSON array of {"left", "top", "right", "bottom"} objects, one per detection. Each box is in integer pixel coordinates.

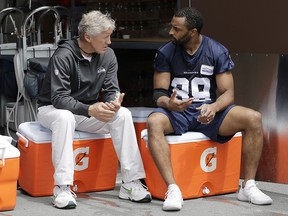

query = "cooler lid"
[
  {"left": 127, "top": 107, "right": 154, "bottom": 123},
  {"left": 0, "top": 136, "right": 20, "bottom": 159},
  {"left": 141, "top": 129, "right": 209, "bottom": 144},
  {"left": 141, "top": 129, "right": 242, "bottom": 144},
  {"left": 17, "top": 121, "right": 111, "bottom": 144},
  {"left": 127, "top": 107, "right": 154, "bottom": 118}
]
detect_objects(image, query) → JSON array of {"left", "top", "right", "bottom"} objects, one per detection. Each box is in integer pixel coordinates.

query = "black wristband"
[{"left": 153, "top": 88, "right": 169, "bottom": 102}]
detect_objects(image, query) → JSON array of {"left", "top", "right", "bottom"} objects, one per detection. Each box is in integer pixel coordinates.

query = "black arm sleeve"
[{"left": 153, "top": 88, "right": 169, "bottom": 102}]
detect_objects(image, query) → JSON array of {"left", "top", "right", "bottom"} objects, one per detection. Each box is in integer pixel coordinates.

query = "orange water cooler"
[
  {"left": 17, "top": 121, "right": 118, "bottom": 196},
  {"left": 0, "top": 138, "right": 20, "bottom": 211},
  {"left": 140, "top": 129, "right": 242, "bottom": 200},
  {"left": 127, "top": 107, "right": 154, "bottom": 148}
]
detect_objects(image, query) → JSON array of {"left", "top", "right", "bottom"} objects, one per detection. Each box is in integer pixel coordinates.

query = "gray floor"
[{"left": 2, "top": 179, "right": 288, "bottom": 216}]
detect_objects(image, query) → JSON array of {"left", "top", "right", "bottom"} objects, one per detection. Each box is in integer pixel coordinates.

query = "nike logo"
[{"left": 122, "top": 186, "right": 133, "bottom": 194}]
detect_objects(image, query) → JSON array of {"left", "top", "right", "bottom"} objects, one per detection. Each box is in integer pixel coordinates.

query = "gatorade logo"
[
  {"left": 74, "top": 147, "right": 89, "bottom": 171},
  {"left": 200, "top": 147, "right": 217, "bottom": 172}
]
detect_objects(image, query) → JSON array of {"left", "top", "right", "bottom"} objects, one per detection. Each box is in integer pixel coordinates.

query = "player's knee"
[
  {"left": 147, "top": 113, "right": 168, "bottom": 133},
  {"left": 146, "top": 113, "right": 158, "bottom": 129},
  {"left": 247, "top": 110, "right": 262, "bottom": 130}
]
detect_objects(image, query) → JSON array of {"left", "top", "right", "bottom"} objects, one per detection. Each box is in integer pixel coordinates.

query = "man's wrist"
[{"left": 88, "top": 104, "right": 96, "bottom": 116}]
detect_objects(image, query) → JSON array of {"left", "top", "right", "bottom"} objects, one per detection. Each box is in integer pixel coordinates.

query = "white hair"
[{"left": 78, "top": 10, "right": 115, "bottom": 39}]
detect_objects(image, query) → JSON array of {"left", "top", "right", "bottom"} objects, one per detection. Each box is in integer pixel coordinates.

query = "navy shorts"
[{"left": 151, "top": 102, "right": 235, "bottom": 143}]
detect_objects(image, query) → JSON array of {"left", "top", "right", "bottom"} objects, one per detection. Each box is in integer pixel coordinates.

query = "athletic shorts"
[{"left": 151, "top": 102, "right": 235, "bottom": 143}]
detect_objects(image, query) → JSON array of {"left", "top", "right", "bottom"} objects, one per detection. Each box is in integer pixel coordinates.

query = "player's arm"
[
  {"left": 196, "top": 71, "right": 234, "bottom": 123},
  {"left": 153, "top": 71, "right": 171, "bottom": 108},
  {"left": 212, "top": 71, "right": 235, "bottom": 112},
  {"left": 153, "top": 71, "right": 193, "bottom": 111}
]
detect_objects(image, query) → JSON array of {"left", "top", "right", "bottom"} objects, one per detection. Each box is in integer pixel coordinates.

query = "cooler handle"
[
  {"left": 0, "top": 144, "right": 6, "bottom": 167},
  {"left": 16, "top": 132, "right": 29, "bottom": 147}
]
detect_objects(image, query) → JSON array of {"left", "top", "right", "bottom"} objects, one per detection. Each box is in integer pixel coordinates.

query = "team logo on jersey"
[
  {"left": 200, "top": 65, "right": 214, "bottom": 76},
  {"left": 54, "top": 69, "right": 59, "bottom": 76},
  {"left": 97, "top": 67, "right": 106, "bottom": 73}
]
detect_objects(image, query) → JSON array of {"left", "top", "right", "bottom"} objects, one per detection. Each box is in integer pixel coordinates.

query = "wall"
[{"left": 185, "top": 0, "right": 288, "bottom": 53}]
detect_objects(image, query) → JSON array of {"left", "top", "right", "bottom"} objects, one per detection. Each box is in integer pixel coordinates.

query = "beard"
[{"left": 171, "top": 32, "right": 191, "bottom": 47}]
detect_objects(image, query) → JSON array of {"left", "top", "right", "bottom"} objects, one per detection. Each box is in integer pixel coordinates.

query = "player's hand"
[
  {"left": 196, "top": 103, "right": 215, "bottom": 124},
  {"left": 168, "top": 89, "right": 193, "bottom": 112}
]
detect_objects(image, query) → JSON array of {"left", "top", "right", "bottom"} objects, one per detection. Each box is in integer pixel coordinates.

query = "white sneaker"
[
  {"left": 163, "top": 184, "right": 183, "bottom": 211},
  {"left": 52, "top": 185, "right": 77, "bottom": 209},
  {"left": 238, "top": 180, "right": 273, "bottom": 205},
  {"left": 119, "top": 179, "right": 152, "bottom": 202}
]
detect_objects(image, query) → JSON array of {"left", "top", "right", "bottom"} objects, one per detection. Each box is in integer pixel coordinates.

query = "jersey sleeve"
[
  {"left": 214, "top": 50, "right": 235, "bottom": 74},
  {"left": 153, "top": 50, "right": 171, "bottom": 72}
]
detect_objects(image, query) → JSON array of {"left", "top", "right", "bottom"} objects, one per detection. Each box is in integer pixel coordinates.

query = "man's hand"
[
  {"left": 88, "top": 92, "right": 125, "bottom": 122},
  {"left": 196, "top": 103, "right": 216, "bottom": 124},
  {"left": 106, "top": 92, "right": 125, "bottom": 112},
  {"left": 168, "top": 89, "right": 193, "bottom": 112}
]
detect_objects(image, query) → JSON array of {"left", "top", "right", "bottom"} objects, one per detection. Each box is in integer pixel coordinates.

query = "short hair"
[
  {"left": 174, "top": 7, "right": 203, "bottom": 33},
  {"left": 78, "top": 10, "right": 115, "bottom": 39}
]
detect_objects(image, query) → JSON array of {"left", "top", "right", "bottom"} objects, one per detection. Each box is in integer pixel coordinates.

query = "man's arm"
[
  {"left": 197, "top": 71, "right": 234, "bottom": 123},
  {"left": 101, "top": 51, "right": 120, "bottom": 103},
  {"left": 88, "top": 92, "right": 125, "bottom": 122},
  {"left": 213, "top": 71, "right": 235, "bottom": 112},
  {"left": 153, "top": 71, "right": 171, "bottom": 108},
  {"left": 153, "top": 71, "right": 193, "bottom": 112}
]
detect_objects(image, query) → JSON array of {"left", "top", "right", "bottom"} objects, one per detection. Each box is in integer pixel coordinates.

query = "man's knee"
[
  {"left": 247, "top": 110, "right": 262, "bottom": 129},
  {"left": 146, "top": 113, "right": 159, "bottom": 129},
  {"left": 147, "top": 112, "right": 171, "bottom": 134},
  {"left": 117, "top": 107, "right": 130, "bottom": 116},
  {"left": 114, "top": 107, "right": 132, "bottom": 124},
  {"left": 55, "top": 110, "right": 76, "bottom": 125}
]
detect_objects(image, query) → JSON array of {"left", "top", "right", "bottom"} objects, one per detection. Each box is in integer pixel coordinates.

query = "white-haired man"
[{"left": 37, "top": 10, "right": 151, "bottom": 209}]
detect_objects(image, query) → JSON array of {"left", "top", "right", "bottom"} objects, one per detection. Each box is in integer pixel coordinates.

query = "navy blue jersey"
[{"left": 154, "top": 35, "right": 235, "bottom": 102}]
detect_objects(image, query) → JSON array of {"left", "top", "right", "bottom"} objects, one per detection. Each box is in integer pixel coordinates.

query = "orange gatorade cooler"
[
  {"left": 16, "top": 121, "right": 118, "bottom": 197},
  {"left": 0, "top": 136, "right": 20, "bottom": 211},
  {"left": 127, "top": 107, "right": 154, "bottom": 147},
  {"left": 140, "top": 129, "right": 242, "bottom": 200}
]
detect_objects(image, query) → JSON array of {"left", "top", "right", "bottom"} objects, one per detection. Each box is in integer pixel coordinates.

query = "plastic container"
[
  {"left": 0, "top": 136, "right": 20, "bottom": 211},
  {"left": 17, "top": 121, "right": 118, "bottom": 196},
  {"left": 141, "top": 129, "right": 242, "bottom": 200}
]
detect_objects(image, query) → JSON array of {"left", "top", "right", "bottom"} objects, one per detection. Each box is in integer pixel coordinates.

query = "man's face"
[
  {"left": 169, "top": 16, "right": 193, "bottom": 46},
  {"left": 88, "top": 29, "right": 113, "bottom": 54}
]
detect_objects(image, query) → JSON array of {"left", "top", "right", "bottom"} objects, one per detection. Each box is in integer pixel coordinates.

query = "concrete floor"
[{"left": 2, "top": 180, "right": 288, "bottom": 216}]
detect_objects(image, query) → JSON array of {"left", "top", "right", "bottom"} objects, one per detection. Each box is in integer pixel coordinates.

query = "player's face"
[
  {"left": 85, "top": 29, "right": 113, "bottom": 54},
  {"left": 169, "top": 17, "right": 193, "bottom": 46}
]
